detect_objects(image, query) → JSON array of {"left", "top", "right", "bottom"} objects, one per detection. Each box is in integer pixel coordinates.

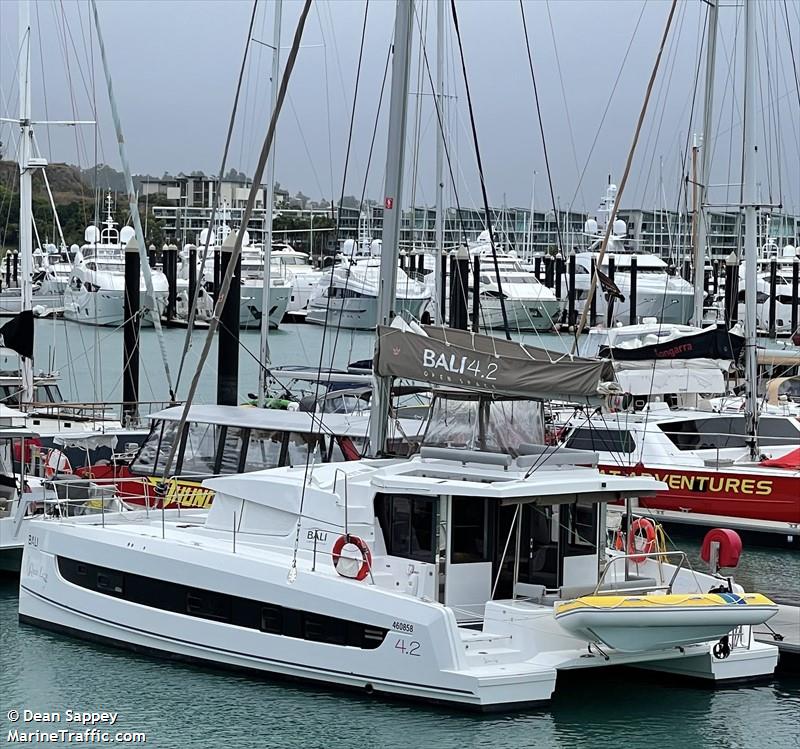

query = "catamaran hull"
[{"left": 19, "top": 539, "right": 556, "bottom": 711}]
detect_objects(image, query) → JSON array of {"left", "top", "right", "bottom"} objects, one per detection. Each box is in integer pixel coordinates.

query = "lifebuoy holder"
[
  {"left": 627, "top": 517, "right": 657, "bottom": 563},
  {"left": 332, "top": 534, "right": 372, "bottom": 581}
]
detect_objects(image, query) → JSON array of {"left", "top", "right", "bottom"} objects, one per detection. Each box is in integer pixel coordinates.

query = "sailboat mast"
[
  {"left": 433, "top": 0, "right": 445, "bottom": 323},
  {"left": 17, "top": 0, "right": 34, "bottom": 402},
  {"left": 368, "top": 0, "right": 414, "bottom": 458},
  {"left": 692, "top": 0, "right": 718, "bottom": 326},
  {"left": 258, "top": 0, "right": 282, "bottom": 406},
  {"left": 742, "top": 0, "right": 759, "bottom": 459}
]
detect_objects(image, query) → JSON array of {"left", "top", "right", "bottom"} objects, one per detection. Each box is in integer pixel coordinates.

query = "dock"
[{"left": 755, "top": 603, "right": 800, "bottom": 672}]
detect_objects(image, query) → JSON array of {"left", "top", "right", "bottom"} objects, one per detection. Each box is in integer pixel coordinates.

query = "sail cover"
[
  {"left": 375, "top": 325, "right": 614, "bottom": 400},
  {"left": 599, "top": 324, "right": 745, "bottom": 362}
]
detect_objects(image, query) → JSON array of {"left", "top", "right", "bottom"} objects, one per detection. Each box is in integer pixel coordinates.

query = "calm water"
[
  {"left": 1, "top": 577, "right": 798, "bottom": 749},
  {"left": 1, "top": 320, "right": 795, "bottom": 747}
]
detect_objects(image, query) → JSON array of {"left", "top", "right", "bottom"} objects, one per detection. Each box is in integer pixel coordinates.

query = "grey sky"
[{"left": 2, "top": 0, "right": 798, "bottom": 216}]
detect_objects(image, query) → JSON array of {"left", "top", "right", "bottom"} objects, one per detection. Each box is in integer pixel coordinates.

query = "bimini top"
[{"left": 147, "top": 404, "right": 375, "bottom": 438}]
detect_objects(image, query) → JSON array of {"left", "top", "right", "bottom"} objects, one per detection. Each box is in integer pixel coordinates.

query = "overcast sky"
[{"left": 1, "top": 0, "right": 798, "bottom": 216}]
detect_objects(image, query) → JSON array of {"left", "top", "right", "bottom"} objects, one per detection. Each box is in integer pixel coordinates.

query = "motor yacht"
[
  {"left": 306, "top": 254, "right": 430, "bottom": 329},
  {"left": 571, "top": 185, "right": 694, "bottom": 326},
  {"left": 271, "top": 243, "right": 323, "bottom": 315},
  {"left": 62, "top": 195, "right": 169, "bottom": 327},
  {"left": 189, "top": 228, "right": 291, "bottom": 329}
]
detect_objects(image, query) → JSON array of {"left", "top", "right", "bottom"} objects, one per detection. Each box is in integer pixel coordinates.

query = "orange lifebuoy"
[
  {"left": 627, "top": 517, "right": 657, "bottom": 563},
  {"left": 331, "top": 534, "right": 372, "bottom": 581}
]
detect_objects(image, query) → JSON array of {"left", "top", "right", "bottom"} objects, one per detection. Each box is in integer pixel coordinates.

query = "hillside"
[{"left": 0, "top": 161, "right": 165, "bottom": 249}]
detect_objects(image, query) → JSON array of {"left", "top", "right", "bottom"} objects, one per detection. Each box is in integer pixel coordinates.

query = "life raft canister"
[
  {"left": 331, "top": 534, "right": 372, "bottom": 581},
  {"left": 628, "top": 517, "right": 657, "bottom": 563}
]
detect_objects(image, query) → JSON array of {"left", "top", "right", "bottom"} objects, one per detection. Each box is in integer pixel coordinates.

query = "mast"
[
  {"left": 368, "top": 0, "right": 414, "bottom": 457},
  {"left": 17, "top": 0, "right": 34, "bottom": 402},
  {"left": 692, "top": 0, "right": 718, "bottom": 326},
  {"left": 742, "top": 0, "right": 759, "bottom": 459},
  {"left": 432, "top": 0, "right": 445, "bottom": 323},
  {"left": 258, "top": 0, "right": 282, "bottom": 406}
]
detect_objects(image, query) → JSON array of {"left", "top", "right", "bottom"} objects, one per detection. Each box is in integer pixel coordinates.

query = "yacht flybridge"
[{"left": 18, "top": 442, "right": 778, "bottom": 710}]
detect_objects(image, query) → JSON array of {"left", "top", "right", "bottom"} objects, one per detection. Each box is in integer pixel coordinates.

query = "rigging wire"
[
  {"left": 449, "top": 0, "right": 510, "bottom": 339},
  {"left": 297, "top": 0, "right": 377, "bottom": 441},
  {"left": 565, "top": 1, "right": 648, "bottom": 216},
  {"left": 159, "top": 0, "right": 312, "bottom": 492},
  {"left": 518, "top": 0, "right": 574, "bottom": 348},
  {"left": 173, "top": 0, "right": 261, "bottom": 392},
  {"left": 572, "top": 0, "right": 679, "bottom": 347}
]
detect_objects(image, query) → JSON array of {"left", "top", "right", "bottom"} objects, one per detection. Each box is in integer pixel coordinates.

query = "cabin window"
[
  {"left": 130, "top": 421, "right": 180, "bottom": 475},
  {"left": 218, "top": 427, "right": 245, "bottom": 474},
  {"left": 565, "top": 427, "right": 635, "bottom": 454},
  {"left": 186, "top": 589, "right": 231, "bottom": 622},
  {"left": 180, "top": 422, "right": 222, "bottom": 477},
  {"left": 327, "top": 437, "right": 345, "bottom": 463},
  {"left": 659, "top": 416, "right": 800, "bottom": 451},
  {"left": 518, "top": 505, "right": 559, "bottom": 589},
  {"left": 285, "top": 432, "right": 324, "bottom": 467},
  {"left": 561, "top": 503, "right": 597, "bottom": 551},
  {"left": 375, "top": 493, "right": 436, "bottom": 563},
  {"left": 95, "top": 570, "right": 124, "bottom": 595},
  {"left": 46, "top": 385, "right": 64, "bottom": 403},
  {"left": 56, "top": 557, "right": 387, "bottom": 650},
  {"left": 450, "top": 497, "right": 490, "bottom": 564},
  {"left": 242, "top": 430, "right": 284, "bottom": 472},
  {"left": 33, "top": 386, "right": 54, "bottom": 403}
]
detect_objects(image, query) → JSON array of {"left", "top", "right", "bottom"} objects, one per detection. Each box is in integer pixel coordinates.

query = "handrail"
[{"left": 595, "top": 551, "right": 688, "bottom": 595}]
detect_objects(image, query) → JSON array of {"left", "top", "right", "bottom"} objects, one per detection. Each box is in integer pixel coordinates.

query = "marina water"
[{"left": 1, "top": 321, "right": 797, "bottom": 747}]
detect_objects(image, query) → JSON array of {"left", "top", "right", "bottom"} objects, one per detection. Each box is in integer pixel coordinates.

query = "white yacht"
[
  {"left": 469, "top": 233, "right": 562, "bottom": 331},
  {"left": 190, "top": 228, "right": 291, "bottom": 329},
  {"left": 19, "top": 437, "right": 778, "bottom": 710},
  {"left": 271, "top": 243, "right": 323, "bottom": 314},
  {"left": 62, "top": 195, "right": 169, "bottom": 327},
  {"left": 306, "top": 254, "right": 430, "bottom": 329},
  {"left": 572, "top": 185, "right": 694, "bottom": 326}
]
